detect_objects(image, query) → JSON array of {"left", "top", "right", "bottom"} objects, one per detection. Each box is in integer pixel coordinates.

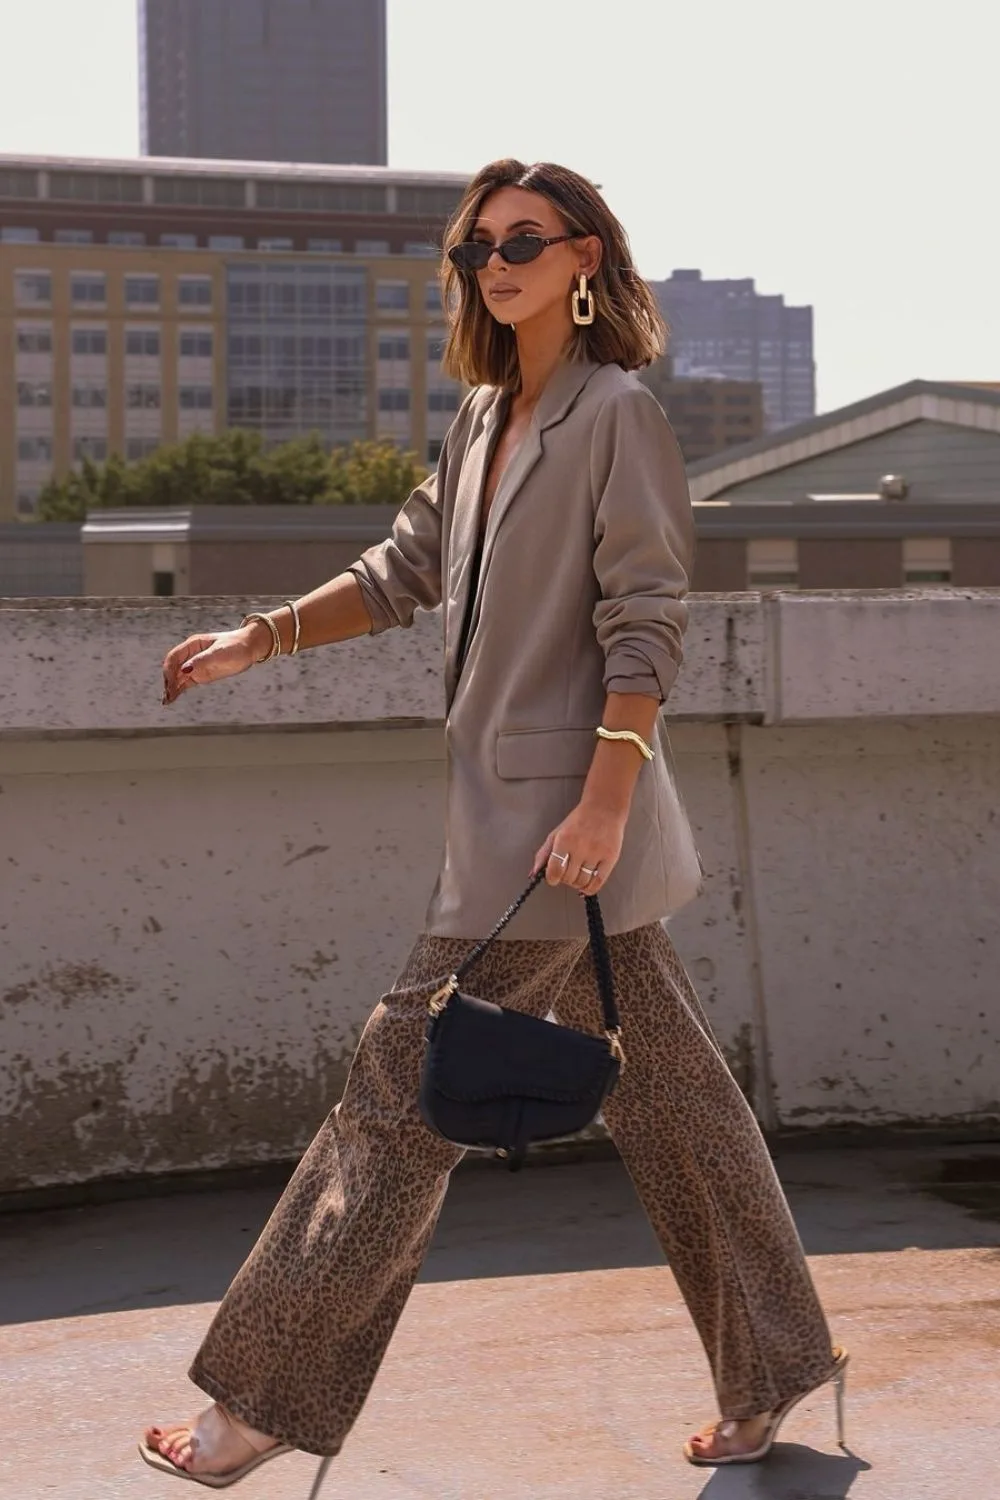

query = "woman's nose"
[{"left": 487, "top": 246, "right": 506, "bottom": 270}]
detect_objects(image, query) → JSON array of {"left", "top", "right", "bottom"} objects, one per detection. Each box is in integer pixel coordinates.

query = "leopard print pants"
[{"left": 190, "top": 922, "right": 836, "bottom": 1456}]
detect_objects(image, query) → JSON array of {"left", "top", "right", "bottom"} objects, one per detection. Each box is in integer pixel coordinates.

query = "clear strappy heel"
[
  {"left": 139, "top": 1436, "right": 334, "bottom": 1495},
  {"left": 683, "top": 1345, "right": 849, "bottom": 1466}
]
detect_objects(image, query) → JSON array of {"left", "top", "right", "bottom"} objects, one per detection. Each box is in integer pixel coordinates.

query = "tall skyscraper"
[
  {"left": 139, "top": 0, "right": 387, "bottom": 166},
  {"left": 649, "top": 270, "right": 815, "bottom": 432}
]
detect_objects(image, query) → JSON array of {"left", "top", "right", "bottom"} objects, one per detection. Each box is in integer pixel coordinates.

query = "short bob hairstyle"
[{"left": 440, "top": 159, "right": 666, "bottom": 391}]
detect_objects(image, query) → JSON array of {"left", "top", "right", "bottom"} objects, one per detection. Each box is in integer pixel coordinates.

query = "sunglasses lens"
[
  {"left": 502, "top": 235, "right": 544, "bottom": 264},
  {"left": 449, "top": 242, "right": 490, "bottom": 272}
]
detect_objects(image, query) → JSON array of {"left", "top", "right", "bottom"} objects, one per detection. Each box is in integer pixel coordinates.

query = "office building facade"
[
  {"left": 650, "top": 269, "right": 815, "bottom": 433},
  {"left": 0, "top": 155, "right": 466, "bottom": 520},
  {"left": 139, "top": 0, "right": 387, "bottom": 166}
]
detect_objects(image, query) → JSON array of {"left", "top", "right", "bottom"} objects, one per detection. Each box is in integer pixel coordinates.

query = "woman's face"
[{"left": 470, "top": 185, "right": 601, "bottom": 330}]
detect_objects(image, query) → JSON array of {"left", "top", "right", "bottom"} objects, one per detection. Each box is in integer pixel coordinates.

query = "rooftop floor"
[{"left": 2, "top": 1143, "right": 999, "bottom": 1500}]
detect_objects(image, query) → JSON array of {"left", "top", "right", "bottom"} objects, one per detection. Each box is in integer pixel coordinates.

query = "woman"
[{"left": 142, "top": 159, "right": 846, "bottom": 1492}]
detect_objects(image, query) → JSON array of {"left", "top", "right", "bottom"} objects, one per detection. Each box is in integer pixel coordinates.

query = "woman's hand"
[
  {"left": 161, "top": 627, "right": 260, "bottom": 706},
  {"left": 532, "top": 799, "right": 628, "bottom": 896}
]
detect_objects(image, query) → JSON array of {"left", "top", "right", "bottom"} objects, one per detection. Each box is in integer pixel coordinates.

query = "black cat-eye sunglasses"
[{"left": 448, "top": 232, "right": 584, "bottom": 273}]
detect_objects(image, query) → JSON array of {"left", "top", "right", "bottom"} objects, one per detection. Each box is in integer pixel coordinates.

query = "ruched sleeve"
[
  {"left": 589, "top": 385, "right": 694, "bottom": 701},
  {"left": 349, "top": 467, "right": 445, "bottom": 635}
]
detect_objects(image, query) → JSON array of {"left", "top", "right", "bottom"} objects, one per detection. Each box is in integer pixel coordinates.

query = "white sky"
[{"left": 0, "top": 0, "right": 995, "bottom": 414}]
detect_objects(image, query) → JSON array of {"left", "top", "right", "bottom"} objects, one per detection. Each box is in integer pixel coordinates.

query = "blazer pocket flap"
[{"left": 496, "top": 727, "right": 595, "bottom": 780}]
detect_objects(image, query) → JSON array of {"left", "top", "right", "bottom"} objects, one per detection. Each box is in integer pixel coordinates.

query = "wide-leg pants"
[{"left": 190, "top": 922, "right": 835, "bottom": 1456}]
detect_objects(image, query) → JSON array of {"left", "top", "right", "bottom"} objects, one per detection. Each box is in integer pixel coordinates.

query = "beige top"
[{"left": 351, "top": 357, "right": 703, "bottom": 940}]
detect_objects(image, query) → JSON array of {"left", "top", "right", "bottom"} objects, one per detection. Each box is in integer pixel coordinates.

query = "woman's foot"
[
  {"left": 685, "top": 1413, "right": 773, "bottom": 1464},
  {"left": 143, "top": 1403, "right": 279, "bottom": 1477}
]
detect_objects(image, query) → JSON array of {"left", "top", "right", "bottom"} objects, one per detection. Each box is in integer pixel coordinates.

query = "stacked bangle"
[
  {"left": 284, "top": 599, "right": 302, "bottom": 655},
  {"left": 595, "top": 725, "right": 655, "bottom": 762},
  {"left": 240, "top": 611, "right": 281, "bottom": 663}
]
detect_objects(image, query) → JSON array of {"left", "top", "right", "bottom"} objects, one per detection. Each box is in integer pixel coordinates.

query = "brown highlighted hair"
[{"left": 441, "top": 159, "right": 666, "bottom": 390}]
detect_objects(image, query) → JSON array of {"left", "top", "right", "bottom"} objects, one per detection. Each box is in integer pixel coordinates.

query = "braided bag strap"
[{"left": 449, "top": 869, "right": 619, "bottom": 1034}]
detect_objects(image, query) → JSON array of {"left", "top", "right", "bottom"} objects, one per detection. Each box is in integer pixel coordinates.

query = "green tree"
[{"left": 36, "top": 431, "right": 428, "bottom": 522}]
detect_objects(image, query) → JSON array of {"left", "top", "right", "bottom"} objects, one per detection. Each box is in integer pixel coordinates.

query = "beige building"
[{"left": 0, "top": 155, "right": 468, "bottom": 521}]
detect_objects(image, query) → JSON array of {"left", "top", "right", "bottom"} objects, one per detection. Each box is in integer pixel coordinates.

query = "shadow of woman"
[{"left": 695, "top": 1443, "right": 872, "bottom": 1499}]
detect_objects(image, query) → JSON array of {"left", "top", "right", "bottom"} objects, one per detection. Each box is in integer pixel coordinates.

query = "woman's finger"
[
  {"left": 532, "top": 831, "right": 556, "bottom": 876},
  {"left": 545, "top": 846, "right": 572, "bottom": 886}
]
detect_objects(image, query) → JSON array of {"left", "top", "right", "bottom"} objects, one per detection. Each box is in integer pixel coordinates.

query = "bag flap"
[{"left": 427, "top": 993, "right": 613, "bottom": 1103}]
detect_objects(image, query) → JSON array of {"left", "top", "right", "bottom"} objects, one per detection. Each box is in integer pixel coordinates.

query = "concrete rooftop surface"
[{"left": 2, "top": 1144, "right": 999, "bottom": 1500}]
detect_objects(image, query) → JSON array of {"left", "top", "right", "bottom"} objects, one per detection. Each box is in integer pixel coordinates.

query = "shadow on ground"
[
  {"left": 694, "top": 1445, "right": 872, "bottom": 1499},
  {"left": 1, "top": 1144, "right": 998, "bottom": 1326}
]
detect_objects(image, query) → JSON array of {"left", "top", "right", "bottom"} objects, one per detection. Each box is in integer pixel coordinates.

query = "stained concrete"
[{"left": 1, "top": 1144, "right": 999, "bottom": 1499}]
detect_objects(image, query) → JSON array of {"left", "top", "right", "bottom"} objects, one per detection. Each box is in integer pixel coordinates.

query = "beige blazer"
[{"left": 351, "top": 357, "right": 704, "bottom": 940}]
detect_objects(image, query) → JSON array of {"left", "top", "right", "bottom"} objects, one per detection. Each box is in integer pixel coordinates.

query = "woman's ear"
[{"left": 576, "top": 234, "right": 603, "bottom": 279}]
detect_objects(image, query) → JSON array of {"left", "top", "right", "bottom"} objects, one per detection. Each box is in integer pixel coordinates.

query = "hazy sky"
[{"left": 0, "top": 0, "right": 995, "bottom": 414}]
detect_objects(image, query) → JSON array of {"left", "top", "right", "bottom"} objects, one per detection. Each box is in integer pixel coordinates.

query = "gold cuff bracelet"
[{"left": 595, "top": 726, "right": 655, "bottom": 762}]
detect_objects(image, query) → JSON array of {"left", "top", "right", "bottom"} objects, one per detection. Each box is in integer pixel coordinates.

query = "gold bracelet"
[
  {"left": 239, "top": 611, "right": 281, "bottom": 663},
  {"left": 595, "top": 726, "right": 655, "bottom": 762},
  {"left": 283, "top": 599, "right": 302, "bottom": 655}
]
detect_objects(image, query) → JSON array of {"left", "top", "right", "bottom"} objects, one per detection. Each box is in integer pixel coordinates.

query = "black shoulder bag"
[{"left": 418, "top": 869, "right": 624, "bottom": 1170}]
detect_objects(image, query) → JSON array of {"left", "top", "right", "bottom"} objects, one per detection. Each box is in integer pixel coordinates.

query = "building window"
[
  {"left": 108, "top": 230, "right": 147, "bottom": 246},
  {"left": 17, "top": 435, "right": 53, "bottom": 462},
  {"left": 307, "top": 238, "right": 342, "bottom": 253},
  {"left": 71, "top": 272, "right": 106, "bottom": 305},
  {"left": 0, "top": 167, "right": 38, "bottom": 199},
  {"left": 428, "top": 388, "right": 460, "bottom": 413},
  {"left": 425, "top": 281, "right": 443, "bottom": 312},
  {"left": 72, "top": 328, "right": 107, "bottom": 355},
  {"left": 747, "top": 538, "right": 798, "bottom": 588},
  {"left": 903, "top": 538, "right": 952, "bottom": 585},
  {"left": 17, "top": 379, "right": 52, "bottom": 407},
  {"left": 15, "top": 271, "right": 52, "bottom": 306},
  {"left": 127, "top": 383, "right": 162, "bottom": 409},
  {"left": 126, "top": 329, "right": 161, "bottom": 357},
  {"left": 357, "top": 239, "right": 390, "bottom": 255},
  {"left": 153, "top": 571, "right": 175, "bottom": 597},
  {"left": 378, "top": 389, "right": 410, "bottom": 412},
  {"left": 2, "top": 226, "right": 40, "bottom": 243},
  {"left": 258, "top": 237, "right": 293, "bottom": 251},
  {"left": 226, "top": 262, "right": 368, "bottom": 448},
  {"left": 153, "top": 175, "right": 246, "bottom": 208},
  {"left": 178, "top": 276, "right": 212, "bottom": 308},
  {"left": 179, "top": 330, "right": 213, "bottom": 358},
  {"left": 376, "top": 280, "right": 409, "bottom": 312},
  {"left": 209, "top": 235, "right": 244, "bottom": 251},
  {"left": 179, "top": 386, "right": 213, "bottom": 410},
  {"left": 16, "top": 324, "right": 52, "bottom": 353},
  {"left": 427, "top": 333, "right": 447, "bottom": 363},
  {"left": 427, "top": 438, "right": 444, "bottom": 463},
  {"left": 17, "top": 490, "right": 41, "bottom": 516},
  {"left": 126, "top": 436, "right": 159, "bottom": 461},
  {"left": 72, "top": 385, "right": 107, "bottom": 408},
  {"left": 73, "top": 436, "right": 107, "bottom": 462},
  {"left": 403, "top": 240, "right": 438, "bottom": 257},
  {"left": 125, "top": 274, "right": 159, "bottom": 307},
  {"left": 55, "top": 229, "right": 94, "bottom": 244},
  {"left": 49, "top": 170, "right": 143, "bottom": 203},
  {"left": 160, "top": 233, "right": 198, "bottom": 248},
  {"left": 378, "top": 334, "right": 410, "bottom": 361},
  {"left": 256, "top": 180, "right": 386, "bottom": 213}
]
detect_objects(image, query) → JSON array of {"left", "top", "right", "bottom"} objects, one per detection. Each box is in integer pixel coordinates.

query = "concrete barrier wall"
[{"left": 2, "top": 590, "right": 999, "bottom": 1194}]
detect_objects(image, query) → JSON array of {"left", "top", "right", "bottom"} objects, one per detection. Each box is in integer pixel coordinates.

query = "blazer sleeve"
[
  {"left": 589, "top": 384, "right": 695, "bottom": 702},
  {"left": 348, "top": 464, "right": 445, "bottom": 635}
]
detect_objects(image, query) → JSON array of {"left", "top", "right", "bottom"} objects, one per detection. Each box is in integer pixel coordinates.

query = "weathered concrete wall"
[{"left": 2, "top": 591, "right": 999, "bottom": 1193}]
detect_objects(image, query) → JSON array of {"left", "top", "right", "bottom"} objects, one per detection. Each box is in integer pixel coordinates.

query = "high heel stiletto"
[
  {"left": 139, "top": 1436, "right": 334, "bottom": 1495},
  {"left": 683, "top": 1345, "right": 849, "bottom": 1466}
]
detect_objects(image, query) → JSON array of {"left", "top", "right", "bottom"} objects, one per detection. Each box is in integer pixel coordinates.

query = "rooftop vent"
[{"left": 879, "top": 473, "right": 909, "bottom": 500}]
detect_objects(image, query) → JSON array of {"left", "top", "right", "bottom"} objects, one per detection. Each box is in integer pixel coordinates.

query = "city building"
[
  {"left": 0, "top": 154, "right": 467, "bottom": 520},
  {"left": 650, "top": 269, "right": 815, "bottom": 432},
  {"left": 687, "top": 380, "right": 1000, "bottom": 589},
  {"left": 139, "top": 0, "right": 387, "bottom": 166},
  {"left": 640, "top": 355, "right": 764, "bottom": 462}
]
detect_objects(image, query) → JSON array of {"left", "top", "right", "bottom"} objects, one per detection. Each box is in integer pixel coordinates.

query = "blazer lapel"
[
  {"left": 464, "top": 360, "right": 603, "bottom": 638},
  {"left": 444, "top": 390, "right": 505, "bottom": 701}
]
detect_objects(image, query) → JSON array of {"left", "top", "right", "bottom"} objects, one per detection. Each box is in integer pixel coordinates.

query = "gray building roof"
[{"left": 687, "top": 381, "right": 1000, "bottom": 503}]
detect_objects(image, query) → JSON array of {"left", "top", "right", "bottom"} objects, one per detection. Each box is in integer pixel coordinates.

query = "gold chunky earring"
[{"left": 571, "top": 272, "right": 595, "bottom": 326}]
